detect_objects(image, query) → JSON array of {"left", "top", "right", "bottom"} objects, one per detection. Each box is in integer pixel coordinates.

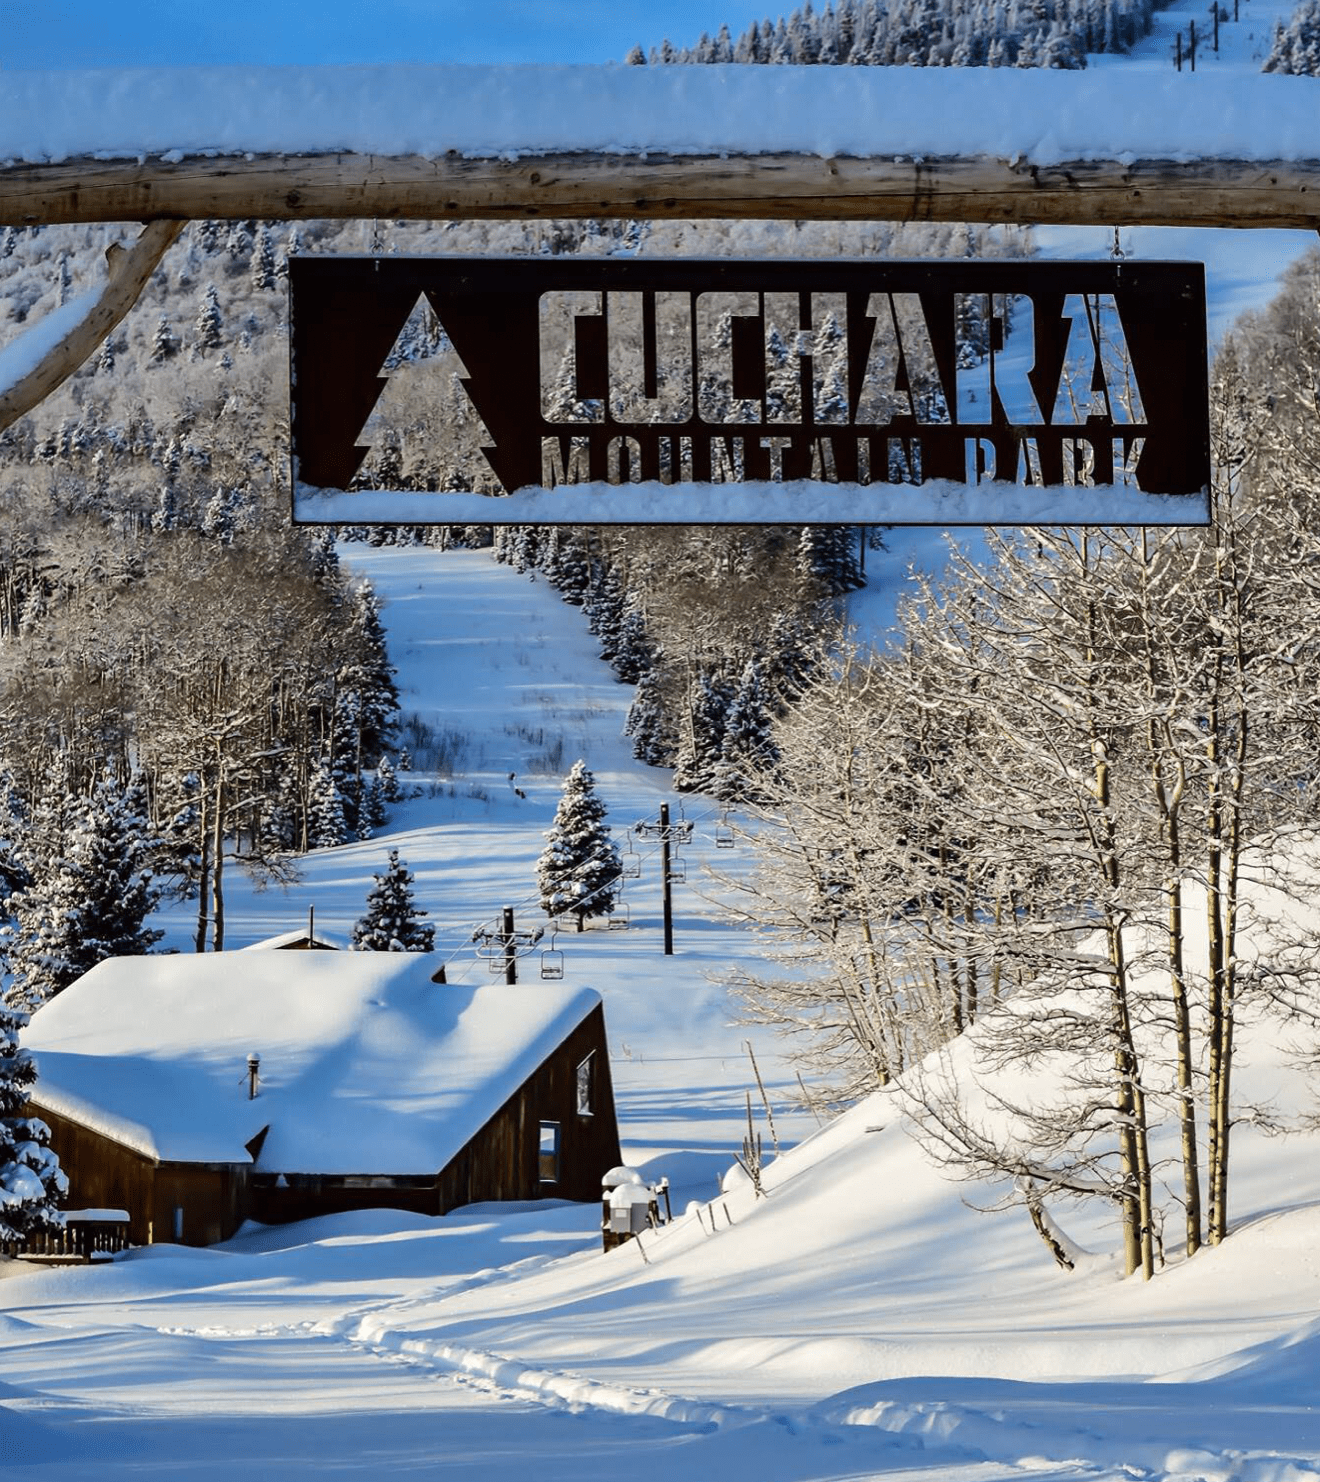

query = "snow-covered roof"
[
  {"left": 242, "top": 927, "right": 347, "bottom": 951},
  {"left": 1, "top": 64, "right": 1318, "bottom": 168},
  {"left": 20, "top": 953, "right": 601, "bottom": 1174}
]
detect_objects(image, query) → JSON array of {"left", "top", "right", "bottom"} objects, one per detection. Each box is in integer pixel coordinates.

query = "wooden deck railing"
[{"left": 4, "top": 1210, "right": 131, "bottom": 1265}]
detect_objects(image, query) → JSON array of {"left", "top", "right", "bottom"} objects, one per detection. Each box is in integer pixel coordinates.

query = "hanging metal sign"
[{"left": 289, "top": 256, "right": 1209, "bottom": 526}]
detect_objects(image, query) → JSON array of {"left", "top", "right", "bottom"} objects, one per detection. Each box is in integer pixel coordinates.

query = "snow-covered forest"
[
  {"left": 3, "top": 0, "right": 1320, "bottom": 1472},
  {"left": 634, "top": 0, "right": 1161, "bottom": 69}
]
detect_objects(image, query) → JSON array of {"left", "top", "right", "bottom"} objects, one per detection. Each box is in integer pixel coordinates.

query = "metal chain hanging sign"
[{"left": 289, "top": 256, "right": 1210, "bottom": 526}]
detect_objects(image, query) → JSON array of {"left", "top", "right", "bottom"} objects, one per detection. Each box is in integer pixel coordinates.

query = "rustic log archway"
[
  {"left": 2, "top": 143, "right": 1316, "bottom": 435},
  {"left": 3, "top": 150, "right": 1319, "bottom": 231}
]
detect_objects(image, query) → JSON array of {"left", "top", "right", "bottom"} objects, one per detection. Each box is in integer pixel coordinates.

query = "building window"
[
  {"left": 539, "top": 1121, "right": 560, "bottom": 1183},
  {"left": 576, "top": 1053, "right": 595, "bottom": 1116}
]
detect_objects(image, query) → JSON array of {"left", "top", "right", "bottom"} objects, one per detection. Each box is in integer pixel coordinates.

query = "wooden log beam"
[
  {"left": 0, "top": 219, "right": 183, "bottom": 432},
  {"left": 2, "top": 151, "right": 1319, "bottom": 230}
]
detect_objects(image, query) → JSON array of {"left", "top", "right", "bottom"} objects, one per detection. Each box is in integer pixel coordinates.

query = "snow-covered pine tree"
[
  {"left": 249, "top": 226, "right": 277, "bottom": 292},
  {"left": 3, "top": 771, "right": 162, "bottom": 1012},
  {"left": 717, "top": 656, "right": 780, "bottom": 801},
  {"left": 0, "top": 1000, "right": 66, "bottom": 1248},
  {"left": 1264, "top": 0, "right": 1320, "bottom": 72},
  {"left": 357, "top": 775, "right": 388, "bottom": 840},
  {"left": 376, "top": 754, "right": 403, "bottom": 803},
  {"left": 626, "top": 666, "right": 679, "bottom": 766},
  {"left": 536, "top": 760, "right": 622, "bottom": 931},
  {"left": 150, "top": 313, "right": 179, "bottom": 364},
  {"left": 610, "top": 599, "right": 655, "bottom": 684},
  {"left": 673, "top": 670, "right": 735, "bottom": 792},
  {"left": 306, "top": 754, "right": 350, "bottom": 850},
  {"left": 0, "top": 776, "right": 30, "bottom": 902},
  {"left": 351, "top": 849, "right": 435, "bottom": 951},
  {"left": 193, "top": 284, "right": 224, "bottom": 356}
]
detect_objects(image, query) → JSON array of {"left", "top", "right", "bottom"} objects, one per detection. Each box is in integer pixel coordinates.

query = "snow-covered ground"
[{"left": 4, "top": 544, "right": 1320, "bottom": 1481}]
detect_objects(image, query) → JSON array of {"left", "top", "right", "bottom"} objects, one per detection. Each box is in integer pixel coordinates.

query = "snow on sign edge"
[
  {"left": 292, "top": 480, "right": 1212, "bottom": 527},
  {"left": 0, "top": 65, "right": 1318, "bottom": 166}
]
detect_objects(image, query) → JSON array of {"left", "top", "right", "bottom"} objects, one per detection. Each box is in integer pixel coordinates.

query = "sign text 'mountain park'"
[{"left": 289, "top": 257, "right": 1210, "bottom": 525}]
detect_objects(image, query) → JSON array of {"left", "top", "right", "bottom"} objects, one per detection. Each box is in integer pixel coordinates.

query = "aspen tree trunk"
[
  {"left": 210, "top": 761, "right": 226, "bottom": 953},
  {"left": 1086, "top": 556, "right": 1154, "bottom": 1278},
  {"left": 193, "top": 787, "right": 211, "bottom": 954},
  {"left": 1206, "top": 513, "right": 1249, "bottom": 1245},
  {"left": 1138, "top": 530, "right": 1202, "bottom": 1257}
]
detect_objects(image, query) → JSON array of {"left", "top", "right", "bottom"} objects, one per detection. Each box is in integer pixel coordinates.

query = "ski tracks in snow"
[{"left": 265, "top": 1292, "right": 1316, "bottom": 1482}]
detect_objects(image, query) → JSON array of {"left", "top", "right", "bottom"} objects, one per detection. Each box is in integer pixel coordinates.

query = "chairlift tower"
[
  {"left": 472, "top": 906, "right": 543, "bottom": 984},
  {"left": 634, "top": 801, "right": 693, "bottom": 956}
]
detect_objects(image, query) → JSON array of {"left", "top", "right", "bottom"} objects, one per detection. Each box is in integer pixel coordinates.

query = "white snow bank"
[{"left": 1, "top": 64, "right": 1319, "bottom": 168}]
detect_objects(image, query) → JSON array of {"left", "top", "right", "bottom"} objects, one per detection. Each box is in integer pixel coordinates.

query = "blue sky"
[{"left": 9, "top": 2, "right": 771, "bottom": 69}]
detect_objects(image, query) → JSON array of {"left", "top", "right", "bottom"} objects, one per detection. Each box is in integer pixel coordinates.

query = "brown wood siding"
[
  {"left": 33, "top": 1001, "right": 622, "bottom": 1243},
  {"left": 29, "top": 1103, "right": 251, "bottom": 1246},
  {"left": 435, "top": 1003, "right": 621, "bottom": 1211}
]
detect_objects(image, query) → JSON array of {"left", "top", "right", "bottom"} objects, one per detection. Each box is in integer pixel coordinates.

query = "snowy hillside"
[{"left": 3, "top": 545, "right": 1320, "bottom": 1481}]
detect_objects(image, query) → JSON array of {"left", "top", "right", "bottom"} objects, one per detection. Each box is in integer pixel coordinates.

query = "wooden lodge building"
[{"left": 19, "top": 948, "right": 621, "bottom": 1246}]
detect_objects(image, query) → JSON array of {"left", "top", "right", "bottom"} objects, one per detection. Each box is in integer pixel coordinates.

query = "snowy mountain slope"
[
  {"left": 3, "top": 544, "right": 1320, "bottom": 1481},
  {"left": 148, "top": 545, "right": 822, "bottom": 1199}
]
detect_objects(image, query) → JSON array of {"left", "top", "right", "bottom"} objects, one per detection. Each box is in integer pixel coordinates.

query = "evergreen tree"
[
  {"left": 3, "top": 771, "right": 162, "bottom": 1012},
  {"left": 352, "top": 849, "right": 435, "bottom": 951},
  {"left": 193, "top": 283, "right": 224, "bottom": 355},
  {"left": 610, "top": 599, "right": 655, "bottom": 684},
  {"left": 674, "top": 670, "right": 735, "bottom": 792},
  {"left": 376, "top": 754, "right": 403, "bottom": 803},
  {"left": 0, "top": 778, "right": 29, "bottom": 902},
  {"left": 626, "top": 667, "right": 679, "bottom": 766},
  {"left": 358, "top": 775, "right": 388, "bottom": 839},
  {"left": 536, "top": 760, "right": 622, "bottom": 931},
  {"left": 249, "top": 225, "right": 277, "bottom": 292},
  {"left": 718, "top": 656, "right": 780, "bottom": 801},
  {"left": 150, "top": 313, "right": 178, "bottom": 364},
  {"left": 0, "top": 1000, "right": 66, "bottom": 1246},
  {"left": 307, "top": 754, "right": 349, "bottom": 849}
]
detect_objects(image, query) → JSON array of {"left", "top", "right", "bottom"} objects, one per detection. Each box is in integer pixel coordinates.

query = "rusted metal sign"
[{"left": 289, "top": 257, "right": 1209, "bottom": 526}]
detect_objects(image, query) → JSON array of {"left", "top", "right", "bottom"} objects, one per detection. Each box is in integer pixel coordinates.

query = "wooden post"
[
  {"left": 0, "top": 218, "right": 182, "bottom": 433},
  {"left": 660, "top": 803, "right": 674, "bottom": 957},
  {"left": 1213, "top": 3, "right": 1219, "bottom": 51},
  {"left": 1190, "top": 18, "right": 1197, "bottom": 69},
  {"left": 1176, "top": 32, "right": 1182, "bottom": 68},
  {"left": 502, "top": 906, "right": 517, "bottom": 985}
]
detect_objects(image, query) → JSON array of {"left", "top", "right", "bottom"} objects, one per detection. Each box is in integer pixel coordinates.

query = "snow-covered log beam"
[
  {"left": 0, "top": 219, "right": 183, "bottom": 432},
  {"left": 2, "top": 152, "right": 1320, "bottom": 230}
]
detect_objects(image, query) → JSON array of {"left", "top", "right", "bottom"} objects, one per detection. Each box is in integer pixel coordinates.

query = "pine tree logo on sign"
[{"left": 289, "top": 258, "right": 1209, "bottom": 526}]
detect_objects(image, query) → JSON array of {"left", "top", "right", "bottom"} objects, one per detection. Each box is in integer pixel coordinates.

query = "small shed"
[{"left": 21, "top": 952, "right": 621, "bottom": 1246}]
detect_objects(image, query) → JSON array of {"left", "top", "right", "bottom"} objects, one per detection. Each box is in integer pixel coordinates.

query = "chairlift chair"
[
  {"left": 621, "top": 843, "right": 642, "bottom": 878},
  {"left": 608, "top": 899, "right": 630, "bottom": 931},
  {"left": 668, "top": 856, "right": 687, "bottom": 884},
  {"left": 540, "top": 926, "right": 565, "bottom": 980},
  {"left": 715, "top": 820, "right": 736, "bottom": 849}
]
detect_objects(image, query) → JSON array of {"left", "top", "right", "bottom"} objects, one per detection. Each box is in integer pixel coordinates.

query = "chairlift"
[
  {"left": 621, "top": 843, "right": 642, "bottom": 878},
  {"left": 540, "top": 946, "right": 565, "bottom": 980},
  {"left": 714, "top": 818, "right": 736, "bottom": 850},
  {"left": 608, "top": 899, "right": 630, "bottom": 931},
  {"left": 668, "top": 856, "right": 687, "bottom": 884}
]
